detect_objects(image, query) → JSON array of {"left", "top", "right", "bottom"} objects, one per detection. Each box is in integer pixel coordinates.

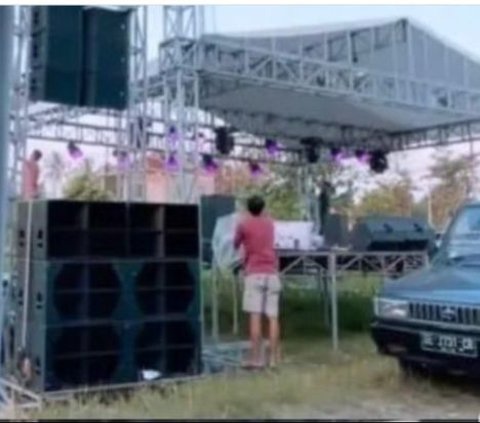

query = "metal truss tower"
[
  {"left": 0, "top": 6, "right": 151, "bottom": 407},
  {"left": 124, "top": 5, "right": 149, "bottom": 202},
  {"left": 160, "top": 5, "right": 205, "bottom": 203},
  {"left": 9, "top": 6, "right": 150, "bottom": 203},
  {"left": 10, "top": 6, "right": 31, "bottom": 199}
]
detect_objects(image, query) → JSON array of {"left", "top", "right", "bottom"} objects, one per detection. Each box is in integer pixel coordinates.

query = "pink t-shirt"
[
  {"left": 234, "top": 214, "right": 278, "bottom": 275},
  {"left": 22, "top": 159, "right": 40, "bottom": 200}
]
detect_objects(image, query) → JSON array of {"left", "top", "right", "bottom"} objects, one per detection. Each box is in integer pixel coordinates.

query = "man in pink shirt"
[
  {"left": 21, "top": 150, "right": 42, "bottom": 200},
  {"left": 234, "top": 195, "right": 281, "bottom": 368}
]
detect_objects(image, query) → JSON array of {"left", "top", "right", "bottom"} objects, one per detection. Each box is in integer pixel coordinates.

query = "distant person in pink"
[
  {"left": 22, "top": 150, "right": 42, "bottom": 200},
  {"left": 234, "top": 195, "right": 281, "bottom": 369}
]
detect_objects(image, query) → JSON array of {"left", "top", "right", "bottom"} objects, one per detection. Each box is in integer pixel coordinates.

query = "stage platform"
[{"left": 208, "top": 249, "right": 429, "bottom": 351}]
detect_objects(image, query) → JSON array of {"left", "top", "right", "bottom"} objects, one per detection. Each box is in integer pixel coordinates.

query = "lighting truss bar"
[
  {"left": 389, "top": 117, "right": 480, "bottom": 150},
  {"left": 30, "top": 133, "right": 300, "bottom": 166},
  {"left": 210, "top": 108, "right": 385, "bottom": 148},
  {"left": 159, "top": 34, "right": 480, "bottom": 117},
  {"left": 29, "top": 122, "right": 300, "bottom": 165}
]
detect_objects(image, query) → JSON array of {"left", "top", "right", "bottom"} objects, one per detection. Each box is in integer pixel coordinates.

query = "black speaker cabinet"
[
  {"left": 82, "top": 7, "right": 130, "bottom": 110},
  {"left": 19, "top": 318, "right": 201, "bottom": 392},
  {"left": 350, "top": 215, "right": 435, "bottom": 252},
  {"left": 323, "top": 213, "right": 349, "bottom": 247},
  {"left": 29, "top": 7, "right": 84, "bottom": 105}
]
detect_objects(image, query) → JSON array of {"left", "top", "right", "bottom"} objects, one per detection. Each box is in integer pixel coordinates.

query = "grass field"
[
  {"left": 14, "top": 272, "right": 480, "bottom": 419},
  {"left": 30, "top": 336, "right": 480, "bottom": 420}
]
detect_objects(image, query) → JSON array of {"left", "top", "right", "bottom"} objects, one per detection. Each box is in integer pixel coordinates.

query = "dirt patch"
[{"left": 274, "top": 397, "right": 480, "bottom": 420}]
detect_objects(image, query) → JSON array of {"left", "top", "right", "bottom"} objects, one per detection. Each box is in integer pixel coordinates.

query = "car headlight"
[{"left": 374, "top": 297, "right": 409, "bottom": 319}]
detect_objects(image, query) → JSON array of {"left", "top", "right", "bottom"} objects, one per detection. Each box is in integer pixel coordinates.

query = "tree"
[
  {"left": 63, "top": 159, "right": 112, "bottom": 201},
  {"left": 428, "top": 151, "right": 474, "bottom": 230},
  {"left": 325, "top": 162, "right": 367, "bottom": 217},
  {"left": 354, "top": 170, "right": 416, "bottom": 218},
  {"left": 240, "top": 164, "right": 303, "bottom": 220},
  {"left": 214, "top": 156, "right": 367, "bottom": 221},
  {"left": 411, "top": 196, "right": 429, "bottom": 222}
]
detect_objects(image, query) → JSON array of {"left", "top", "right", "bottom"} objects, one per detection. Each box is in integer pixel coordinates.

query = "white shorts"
[{"left": 242, "top": 274, "right": 281, "bottom": 318}]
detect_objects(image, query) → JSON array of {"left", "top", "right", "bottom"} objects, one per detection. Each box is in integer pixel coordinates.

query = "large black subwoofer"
[{"left": 14, "top": 201, "right": 202, "bottom": 393}]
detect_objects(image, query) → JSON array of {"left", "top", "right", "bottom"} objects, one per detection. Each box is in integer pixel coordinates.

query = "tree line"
[{"left": 215, "top": 149, "right": 477, "bottom": 231}]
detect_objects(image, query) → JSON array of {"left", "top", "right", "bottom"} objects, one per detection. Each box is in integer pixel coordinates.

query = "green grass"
[
  {"left": 204, "top": 271, "right": 382, "bottom": 339},
  {"left": 29, "top": 334, "right": 480, "bottom": 420},
  {"left": 31, "top": 336, "right": 391, "bottom": 420}
]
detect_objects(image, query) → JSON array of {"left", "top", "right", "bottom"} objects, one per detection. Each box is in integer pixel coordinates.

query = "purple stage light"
[
  {"left": 201, "top": 153, "right": 218, "bottom": 174},
  {"left": 167, "top": 125, "right": 178, "bottom": 147},
  {"left": 67, "top": 142, "right": 83, "bottom": 160},
  {"left": 354, "top": 149, "right": 370, "bottom": 164},
  {"left": 265, "top": 139, "right": 279, "bottom": 156},
  {"left": 330, "top": 147, "right": 347, "bottom": 164},
  {"left": 113, "top": 150, "right": 130, "bottom": 170},
  {"left": 165, "top": 152, "right": 179, "bottom": 172},
  {"left": 249, "top": 161, "right": 263, "bottom": 177}
]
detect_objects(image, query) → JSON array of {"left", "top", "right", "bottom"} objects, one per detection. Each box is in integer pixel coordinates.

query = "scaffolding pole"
[
  {"left": 0, "top": 5, "right": 15, "bottom": 407},
  {"left": 0, "top": 5, "right": 15, "bottom": 293}
]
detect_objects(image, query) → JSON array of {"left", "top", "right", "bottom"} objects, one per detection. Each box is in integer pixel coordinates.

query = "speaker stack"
[{"left": 14, "top": 200, "right": 201, "bottom": 393}]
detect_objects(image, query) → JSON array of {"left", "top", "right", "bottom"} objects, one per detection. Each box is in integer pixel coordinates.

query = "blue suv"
[{"left": 371, "top": 202, "right": 480, "bottom": 376}]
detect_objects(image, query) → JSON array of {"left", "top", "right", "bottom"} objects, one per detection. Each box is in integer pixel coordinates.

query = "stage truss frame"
[
  {"left": 14, "top": 6, "right": 480, "bottom": 203},
  {"left": 2, "top": 3, "right": 480, "bottom": 410}
]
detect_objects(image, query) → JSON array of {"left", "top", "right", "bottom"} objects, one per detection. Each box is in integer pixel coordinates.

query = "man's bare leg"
[
  {"left": 268, "top": 316, "right": 280, "bottom": 367},
  {"left": 247, "top": 312, "right": 263, "bottom": 367}
]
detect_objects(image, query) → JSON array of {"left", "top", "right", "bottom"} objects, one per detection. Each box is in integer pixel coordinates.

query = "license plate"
[{"left": 420, "top": 332, "right": 477, "bottom": 357}]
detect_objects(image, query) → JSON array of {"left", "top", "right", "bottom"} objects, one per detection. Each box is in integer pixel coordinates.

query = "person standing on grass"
[{"left": 234, "top": 195, "right": 281, "bottom": 369}]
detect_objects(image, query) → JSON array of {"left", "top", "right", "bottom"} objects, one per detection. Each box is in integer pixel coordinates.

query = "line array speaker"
[{"left": 29, "top": 6, "right": 130, "bottom": 110}]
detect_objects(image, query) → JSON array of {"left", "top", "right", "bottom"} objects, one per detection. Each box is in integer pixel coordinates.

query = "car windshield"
[{"left": 443, "top": 206, "right": 480, "bottom": 265}]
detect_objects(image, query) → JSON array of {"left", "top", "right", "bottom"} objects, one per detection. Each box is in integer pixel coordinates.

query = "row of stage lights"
[
  {"left": 64, "top": 127, "right": 389, "bottom": 176},
  {"left": 302, "top": 137, "right": 389, "bottom": 174}
]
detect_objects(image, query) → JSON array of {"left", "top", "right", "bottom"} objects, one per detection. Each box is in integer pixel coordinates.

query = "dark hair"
[
  {"left": 32, "top": 150, "right": 42, "bottom": 161},
  {"left": 247, "top": 195, "right": 265, "bottom": 216}
]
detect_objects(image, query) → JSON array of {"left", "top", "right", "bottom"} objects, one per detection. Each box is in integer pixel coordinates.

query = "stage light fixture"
[
  {"left": 330, "top": 147, "right": 346, "bottom": 164},
  {"left": 214, "top": 127, "right": 235, "bottom": 155},
  {"left": 300, "top": 137, "right": 320, "bottom": 164},
  {"left": 165, "top": 152, "right": 179, "bottom": 172},
  {"left": 369, "top": 150, "right": 389, "bottom": 174},
  {"left": 67, "top": 141, "right": 83, "bottom": 160},
  {"left": 113, "top": 149, "right": 130, "bottom": 170},
  {"left": 201, "top": 153, "right": 218, "bottom": 174},
  {"left": 167, "top": 125, "right": 178, "bottom": 147},
  {"left": 354, "top": 149, "right": 370, "bottom": 164},
  {"left": 265, "top": 139, "right": 279, "bottom": 156},
  {"left": 249, "top": 161, "right": 262, "bottom": 177}
]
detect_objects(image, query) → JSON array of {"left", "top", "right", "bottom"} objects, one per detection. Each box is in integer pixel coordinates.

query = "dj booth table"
[{"left": 208, "top": 249, "right": 428, "bottom": 350}]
